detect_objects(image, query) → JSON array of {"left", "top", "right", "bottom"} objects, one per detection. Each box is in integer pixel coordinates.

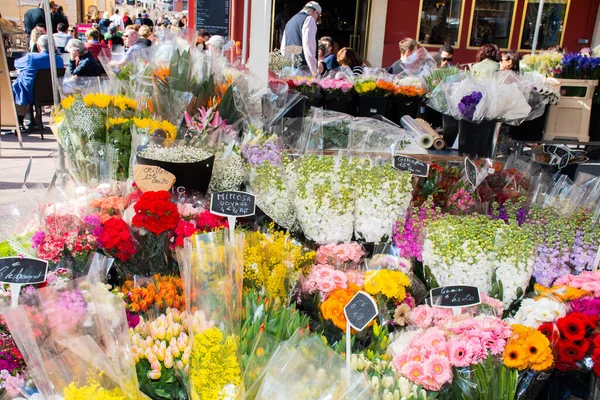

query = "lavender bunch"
[{"left": 458, "top": 91, "right": 483, "bottom": 121}]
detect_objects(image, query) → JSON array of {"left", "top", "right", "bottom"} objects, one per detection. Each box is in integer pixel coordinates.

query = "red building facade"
[{"left": 191, "top": 0, "right": 600, "bottom": 68}]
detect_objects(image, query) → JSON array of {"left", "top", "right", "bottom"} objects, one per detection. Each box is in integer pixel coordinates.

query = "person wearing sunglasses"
[
  {"left": 68, "top": 25, "right": 77, "bottom": 39},
  {"left": 440, "top": 44, "right": 454, "bottom": 68},
  {"left": 281, "top": 1, "right": 322, "bottom": 78}
]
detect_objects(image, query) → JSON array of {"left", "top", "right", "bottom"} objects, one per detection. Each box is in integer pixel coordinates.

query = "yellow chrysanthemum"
[{"left": 61, "top": 95, "right": 76, "bottom": 110}]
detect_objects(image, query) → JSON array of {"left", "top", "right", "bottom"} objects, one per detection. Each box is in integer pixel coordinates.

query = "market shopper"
[
  {"left": 12, "top": 35, "right": 64, "bottom": 131},
  {"left": 471, "top": 43, "right": 500, "bottom": 74},
  {"left": 110, "top": 9, "right": 125, "bottom": 31},
  {"left": 500, "top": 51, "right": 521, "bottom": 72},
  {"left": 137, "top": 25, "right": 153, "bottom": 48},
  {"left": 65, "top": 39, "right": 101, "bottom": 77},
  {"left": 23, "top": 2, "right": 46, "bottom": 34},
  {"left": 84, "top": 28, "right": 111, "bottom": 60},
  {"left": 52, "top": 6, "right": 69, "bottom": 33},
  {"left": 98, "top": 12, "right": 112, "bottom": 36},
  {"left": 320, "top": 36, "right": 339, "bottom": 71},
  {"left": 281, "top": 1, "right": 322, "bottom": 77},
  {"left": 53, "top": 22, "right": 72, "bottom": 52},
  {"left": 440, "top": 44, "right": 454, "bottom": 68},
  {"left": 388, "top": 38, "right": 420, "bottom": 74},
  {"left": 105, "top": 25, "right": 124, "bottom": 48},
  {"left": 68, "top": 25, "right": 77, "bottom": 38},
  {"left": 29, "top": 24, "right": 46, "bottom": 52},
  {"left": 337, "top": 47, "right": 364, "bottom": 76}
]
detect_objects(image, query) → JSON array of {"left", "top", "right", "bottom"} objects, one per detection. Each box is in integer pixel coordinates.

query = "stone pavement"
[{"left": 0, "top": 130, "right": 57, "bottom": 206}]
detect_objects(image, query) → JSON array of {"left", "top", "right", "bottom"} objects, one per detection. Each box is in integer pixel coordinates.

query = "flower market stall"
[{"left": 3, "top": 32, "right": 600, "bottom": 400}]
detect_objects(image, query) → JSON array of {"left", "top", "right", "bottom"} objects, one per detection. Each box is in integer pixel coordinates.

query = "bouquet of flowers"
[
  {"left": 31, "top": 212, "right": 99, "bottom": 275},
  {"left": 118, "top": 274, "right": 185, "bottom": 315},
  {"left": 130, "top": 308, "right": 211, "bottom": 399},
  {"left": 2, "top": 278, "right": 144, "bottom": 399},
  {"left": 243, "top": 137, "right": 298, "bottom": 231},
  {"left": 354, "top": 78, "right": 396, "bottom": 97},
  {"left": 295, "top": 155, "right": 356, "bottom": 244},
  {"left": 559, "top": 53, "right": 600, "bottom": 80},
  {"left": 428, "top": 72, "right": 547, "bottom": 125},
  {"left": 287, "top": 76, "right": 321, "bottom": 95},
  {"left": 318, "top": 78, "right": 354, "bottom": 96},
  {"left": 176, "top": 230, "right": 244, "bottom": 399},
  {"left": 422, "top": 214, "right": 534, "bottom": 306},
  {"left": 353, "top": 159, "right": 413, "bottom": 243},
  {"left": 521, "top": 52, "right": 564, "bottom": 77},
  {"left": 243, "top": 227, "right": 315, "bottom": 302},
  {"left": 394, "top": 84, "right": 426, "bottom": 99},
  {"left": 246, "top": 329, "right": 372, "bottom": 399},
  {"left": 424, "top": 66, "right": 459, "bottom": 93}
]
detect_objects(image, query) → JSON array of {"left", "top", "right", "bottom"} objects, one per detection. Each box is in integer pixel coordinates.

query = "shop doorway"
[{"left": 271, "top": 0, "right": 372, "bottom": 61}]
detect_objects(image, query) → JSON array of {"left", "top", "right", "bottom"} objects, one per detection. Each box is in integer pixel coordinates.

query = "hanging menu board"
[{"left": 196, "top": 0, "right": 230, "bottom": 37}]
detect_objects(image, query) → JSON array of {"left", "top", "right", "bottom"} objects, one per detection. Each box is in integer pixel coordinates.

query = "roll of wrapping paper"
[
  {"left": 401, "top": 116, "right": 435, "bottom": 149},
  {"left": 415, "top": 118, "right": 446, "bottom": 150},
  {"left": 418, "top": 134, "right": 434, "bottom": 148}
]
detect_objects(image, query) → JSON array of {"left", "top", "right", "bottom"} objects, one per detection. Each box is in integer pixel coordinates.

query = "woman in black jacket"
[{"left": 66, "top": 39, "right": 102, "bottom": 77}]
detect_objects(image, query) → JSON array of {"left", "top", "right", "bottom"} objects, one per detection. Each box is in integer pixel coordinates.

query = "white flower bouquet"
[
  {"left": 353, "top": 159, "right": 413, "bottom": 243},
  {"left": 295, "top": 155, "right": 356, "bottom": 244},
  {"left": 422, "top": 215, "right": 534, "bottom": 306}
]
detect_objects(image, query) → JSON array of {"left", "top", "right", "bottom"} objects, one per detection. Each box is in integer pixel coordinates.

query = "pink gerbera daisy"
[
  {"left": 424, "top": 354, "right": 453, "bottom": 386},
  {"left": 401, "top": 361, "right": 426, "bottom": 383},
  {"left": 448, "top": 337, "right": 476, "bottom": 367}
]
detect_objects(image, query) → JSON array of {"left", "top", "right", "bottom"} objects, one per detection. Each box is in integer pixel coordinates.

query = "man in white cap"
[{"left": 281, "top": 1, "right": 321, "bottom": 77}]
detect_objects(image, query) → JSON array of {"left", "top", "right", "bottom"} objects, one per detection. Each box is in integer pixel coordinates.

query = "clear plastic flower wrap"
[
  {"left": 427, "top": 71, "right": 548, "bottom": 125},
  {"left": 242, "top": 132, "right": 299, "bottom": 231},
  {"left": 246, "top": 329, "right": 372, "bottom": 399},
  {"left": 175, "top": 229, "right": 244, "bottom": 399},
  {"left": 0, "top": 276, "right": 143, "bottom": 400},
  {"left": 422, "top": 213, "right": 534, "bottom": 307},
  {"left": 294, "top": 155, "right": 356, "bottom": 244},
  {"left": 353, "top": 157, "right": 413, "bottom": 243}
]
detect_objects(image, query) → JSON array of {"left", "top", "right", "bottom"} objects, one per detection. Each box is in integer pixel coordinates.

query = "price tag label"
[
  {"left": 465, "top": 158, "right": 477, "bottom": 188},
  {"left": 133, "top": 165, "right": 176, "bottom": 193},
  {"left": 0, "top": 257, "right": 49, "bottom": 309},
  {"left": 430, "top": 285, "right": 481, "bottom": 309},
  {"left": 0, "top": 257, "right": 48, "bottom": 285},
  {"left": 393, "top": 155, "right": 429, "bottom": 177},
  {"left": 210, "top": 191, "right": 256, "bottom": 218},
  {"left": 344, "top": 291, "right": 378, "bottom": 331}
]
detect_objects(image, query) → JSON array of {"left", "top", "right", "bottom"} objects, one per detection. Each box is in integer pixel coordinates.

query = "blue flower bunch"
[
  {"left": 458, "top": 91, "right": 483, "bottom": 121},
  {"left": 242, "top": 141, "right": 282, "bottom": 167},
  {"left": 561, "top": 53, "right": 600, "bottom": 80}
]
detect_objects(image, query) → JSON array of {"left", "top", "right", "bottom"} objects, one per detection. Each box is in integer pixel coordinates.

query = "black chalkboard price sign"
[
  {"left": 430, "top": 285, "right": 481, "bottom": 308},
  {"left": 210, "top": 191, "right": 256, "bottom": 218},
  {"left": 344, "top": 291, "right": 378, "bottom": 331},
  {"left": 0, "top": 257, "right": 48, "bottom": 285},
  {"left": 393, "top": 155, "right": 429, "bottom": 177},
  {"left": 196, "top": 0, "right": 230, "bottom": 37},
  {"left": 465, "top": 158, "right": 477, "bottom": 188}
]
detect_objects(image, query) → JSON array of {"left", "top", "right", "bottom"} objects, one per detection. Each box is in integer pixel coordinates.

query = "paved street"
[{"left": 0, "top": 130, "right": 57, "bottom": 206}]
